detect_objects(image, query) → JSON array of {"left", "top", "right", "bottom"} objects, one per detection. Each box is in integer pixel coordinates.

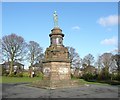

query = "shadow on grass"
[
  {"left": 86, "top": 80, "right": 120, "bottom": 85},
  {"left": 71, "top": 77, "right": 120, "bottom": 86}
]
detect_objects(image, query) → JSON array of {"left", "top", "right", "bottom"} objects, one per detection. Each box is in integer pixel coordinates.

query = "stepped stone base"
[{"left": 31, "top": 79, "right": 82, "bottom": 89}]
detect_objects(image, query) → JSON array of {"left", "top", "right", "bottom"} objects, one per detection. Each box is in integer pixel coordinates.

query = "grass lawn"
[
  {"left": 1, "top": 76, "right": 116, "bottom": 86},
  {"left": 79, "top": 79, "right": 109, "bottom": 85},
  {"left": 1, "top": 76, "right": 42, "bottom": 83},
  {"left": 72, "top": 78, "right": 110, "bottom": 86}
]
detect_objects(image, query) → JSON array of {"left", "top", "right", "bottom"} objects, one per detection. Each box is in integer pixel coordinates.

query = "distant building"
[{"left": 2, "top": 61, "right": 24, "bottom": 73}]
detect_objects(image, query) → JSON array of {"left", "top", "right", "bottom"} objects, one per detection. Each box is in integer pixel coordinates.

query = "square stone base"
[
  {"left": 43, "top": 62, "right": 71, "bottom": 81},
  {"left": 31, "top": 79, "right": 81, "bottom": 89}
]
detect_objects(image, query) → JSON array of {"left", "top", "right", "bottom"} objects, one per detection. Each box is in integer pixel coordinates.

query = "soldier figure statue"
[{"left": 53, "top": 11, "right": 58, "bottom": 27}]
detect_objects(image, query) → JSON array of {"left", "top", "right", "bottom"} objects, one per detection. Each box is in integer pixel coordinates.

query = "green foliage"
[
  {"left": 35, "top": 71, "right": 43, "bottom": 78},
  {"left": 8, "top": 72, "right": 15, "bottom": 77},
  {"left": 99, "top": 70, "right": 111, "bottom": 80},
  {"left": 1, "top": 76, "right": 41, "bottom": 83},
  {"left": 82, "top": 73, "right": 96, "bottom": 81},
  {"left": 15, "top": 72, "right": 23, "bottom": 77},
  {"left": 8, "top": 72, "right": 23, "bottom": 77},
  {"left": 117, "top": 74, "right": 120, "bottom": 81},
  {"left": 111, "top": 73, "right": 120, "bottom": 81},
  {"left": 71, "top": 74, "right": 79, "bottom": 79},
  {"left": 2, "top": 67, "right": 6, "bottom": 75},
  {"left": 2, "top": 68, "right": 9, "bottom": 76},
  {"left": 22, "top": 72, "right": 29, "bottom": 77}
]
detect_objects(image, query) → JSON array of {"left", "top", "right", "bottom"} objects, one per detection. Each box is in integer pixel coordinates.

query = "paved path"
[{"left": 2, "top": 83, "right": 119, "bottom": 98}]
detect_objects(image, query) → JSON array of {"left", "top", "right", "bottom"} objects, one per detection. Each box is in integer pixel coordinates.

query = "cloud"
[
  {"left": 110, "top": 48, "right": 119, "bottom": 53},
  {"left": 100, "top": 36, "right": 117, "bottom": 45},
  {"left": 105, "top": 48, "right": 119, "bottom": 54},
  {"left": 97, "top": 15, "right": 118, "bottom": 27},
  {"left": 72, "top": 26, "right": 80, "bottom": 30},
  {"left": 107, "top": 28, "right": 112, "bottom": 31}
]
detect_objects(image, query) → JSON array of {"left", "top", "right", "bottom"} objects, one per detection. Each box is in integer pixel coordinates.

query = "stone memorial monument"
[
  {"left": 32, "top": 11, "right": 79, "bottom": 89},
  {"left": 42, "top": 11, "right": 71, "bottom": 81}
]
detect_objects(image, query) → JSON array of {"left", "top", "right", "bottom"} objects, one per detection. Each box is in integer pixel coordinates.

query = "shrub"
[
  {"left": 111, "top": 73, "right": 120, "bottom": 81},
  {"left": 102, "top": 73, "right": 111, "bottom": 80},
  {"left": 22, "top": 72, "right": 29, "bottom": 77},
  {"left": 82, "top": 73, "right": 95, "bottom": 81},
  {"left": 93, "top": 74, "right": 98, "bottom": 80},
  {"left": 117, "top": 74, "right": 120, "bottom": 81},
  {"left": 97, "top": 71, "right": 110, "bottom": 80},
  {"left": 8, "top": 72, "right": 15, "bottom": 77},
  {"left": 2, "top": 67, "right": 9, "bottom": 76},
  {"left": 35, "top": 72, "right": 43, "bottom": 78},
  {"left": 3, "top": 71, "right": 9, "bottom": 76},
  {"left": 15, "top": 72, "right": 23, "bottom": 77},
  {"left": 71, "top": 74, "right": 78, "bottom": 79}
]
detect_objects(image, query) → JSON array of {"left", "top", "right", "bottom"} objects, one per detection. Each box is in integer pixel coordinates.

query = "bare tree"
[
  {"left": 0, "top": 39, "right": 2, "bottom": 63},
  {"left": 82, "top": 53, "right": 95, "bottom": 67},
  {"left": 27, "top": 41, "right": 44, "bottom": 68},
  {"left": 95, "top": 55, "right": 102, "bottom": 74},
  {"left": 100, "top": 53, "right": 113, "bottom": 74},
  {"left": 67, "top": 46, "right": 82, "bottom": 69},
  {"left": 2, "top": 34, "right": 27, "bottom": 75},
  {"left": 111, "top": 54, "right": 120, "bottom": 74}
]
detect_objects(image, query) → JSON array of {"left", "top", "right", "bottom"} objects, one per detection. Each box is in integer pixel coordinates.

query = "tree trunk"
[
  {"left": 9, "top": 54, "right": 14, "bottom": 76},
  {"left": 9, "top": 60, "right": 13, "bottom": 76}
]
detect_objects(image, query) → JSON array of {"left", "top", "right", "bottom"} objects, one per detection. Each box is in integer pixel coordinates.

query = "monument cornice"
[{"left": 42, "top": 59, "right": 71, "bottom": 63}]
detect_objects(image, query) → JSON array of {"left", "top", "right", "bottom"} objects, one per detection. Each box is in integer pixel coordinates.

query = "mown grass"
[
  {"left": 0, "top": 76, "right": 2, "bottom": 83},
  {"left": 1, "top": 76, "right": 115, "bottom": 86},
  {"left": 1, "top": 76, "right": 42, "bottom": 83},
  {"left": 71, "top": 77, "right": 110, "bottom": 86}
]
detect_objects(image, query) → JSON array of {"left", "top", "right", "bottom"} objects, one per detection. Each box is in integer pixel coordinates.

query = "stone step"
[{"left": 32, "top": 79, "right": 80, "bottom": 89}]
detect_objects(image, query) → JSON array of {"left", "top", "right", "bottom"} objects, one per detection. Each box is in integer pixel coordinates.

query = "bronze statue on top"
[{"left": 53, "top": 11, "right": 58, "bottom": 27}]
